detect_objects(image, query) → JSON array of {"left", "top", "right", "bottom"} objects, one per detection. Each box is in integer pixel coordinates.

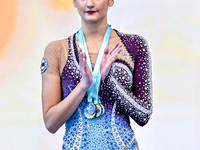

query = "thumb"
[{"left": 104, "top": 47, "right": 109, "bottom": 54}]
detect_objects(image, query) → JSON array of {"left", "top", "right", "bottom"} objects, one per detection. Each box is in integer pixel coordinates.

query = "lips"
[{"left": 86, "top": 11, "right": 96, "bottom": 14}]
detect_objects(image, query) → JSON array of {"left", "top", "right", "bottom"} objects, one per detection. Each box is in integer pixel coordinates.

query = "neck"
[{"left": 81, "top": 18, "right": 108, "bottom": 41}]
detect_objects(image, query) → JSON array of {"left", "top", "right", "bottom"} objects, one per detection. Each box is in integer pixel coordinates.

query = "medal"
[
  {"left": 95, "top": 104, "right": 102, "bottom": 117},
  {"left": 100, "top": 103, "right": 105, "bottom": 115},
  {"left": 84, "top": 101, "right": 97, "bottom": 119},
  {"left": 84, "top": 103, "right": 96, "bottom": 119},
  {"left": 77, "top": 25, "right": 111, "bottom": 119}
]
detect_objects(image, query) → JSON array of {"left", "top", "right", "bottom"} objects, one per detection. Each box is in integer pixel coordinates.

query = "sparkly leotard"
[{"left": 42, "top": 29, "right": 153, "bottom": 150}]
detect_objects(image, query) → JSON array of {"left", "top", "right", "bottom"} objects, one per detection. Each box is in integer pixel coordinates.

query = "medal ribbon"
[{"left": 77, "top": 25, "right": 111, "bottom": 105}]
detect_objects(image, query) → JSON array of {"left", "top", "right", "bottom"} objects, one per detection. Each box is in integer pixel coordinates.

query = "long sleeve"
[
  {"left": 103, "top": 34, "right": 153, "bottom": 127},
  {"left": 130, "top": 35, "right": 153, "bottom": 126}
]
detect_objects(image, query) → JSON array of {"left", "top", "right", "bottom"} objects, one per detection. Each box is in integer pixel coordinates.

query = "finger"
[
  {"left": 111, "top": 46, "right": 122, "bottom": 56},
  {"left": 81, "top": 52, "right": 88, "bottom": 70},
  {"left": 108, "top": 47, "right": 122, "bottom": 61},
  {"left": 82, "top": 52, "right": 86, "bottom": 60},
  {"left": 79, "top": 50, "right": 83, "bottom": 64},
  {"left": 104, "top": 47, "right": 109, "bottom": 54},
  {"left": 110, "top": 53, "right": 119, "bottom": 63},
  {"left": 78, "top": 48, "right": 83, "bottom": 54},
  {"left": 110, "top": 48, "right": 123, "bottom": 63},
  {"left": 82, "top": 57, "right": 87, "bottom": 70},
  {"left": 109, "top": 42, "right": 120, "bottom": 54},
  {"left": 103, "top": 47, "right": 109, "bottom": 59},
  {"left": 110, "top": 43, "right": 122, "bottom": 55},
  {"left": 79, "top": 52, "right": 86, "bottom": 70}
]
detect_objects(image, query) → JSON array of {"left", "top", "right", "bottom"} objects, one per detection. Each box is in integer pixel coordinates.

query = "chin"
[
  {"left": 87, "top": 20, "right": 99, "bottom": 23},
  {"left": 83, "top": 18, "right": 99, "bottom": 23},
  {"left": 84, "top": 17, "right": 106, "bottom": 24}
]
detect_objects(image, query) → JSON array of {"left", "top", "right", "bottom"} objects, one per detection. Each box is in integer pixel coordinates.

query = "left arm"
[
  {"left": 101, "top": 36, "right": 153, "bottom": 126},
  {"left": 126, "top": 36, "right": 153, "bottom": 126}
]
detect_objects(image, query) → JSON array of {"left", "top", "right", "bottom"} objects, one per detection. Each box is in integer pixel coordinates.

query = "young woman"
[{"left": 41, "top": 0, "right": 153, "bottom": 149}]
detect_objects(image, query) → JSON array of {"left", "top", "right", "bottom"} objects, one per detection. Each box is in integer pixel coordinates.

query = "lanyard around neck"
[{"left": 77, "top": 25, "right": 111, "bottom": 104}]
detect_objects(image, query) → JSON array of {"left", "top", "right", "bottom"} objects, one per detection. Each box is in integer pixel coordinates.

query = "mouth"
[{"left": 86, "top": 11, "right": 96, "bottom": 14}]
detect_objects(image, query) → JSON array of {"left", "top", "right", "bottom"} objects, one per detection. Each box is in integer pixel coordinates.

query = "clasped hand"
[{"left": 79, "top": 42, "right": 122, "bottom": 88}]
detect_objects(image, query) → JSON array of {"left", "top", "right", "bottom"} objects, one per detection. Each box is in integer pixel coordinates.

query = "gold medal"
[
  {"left": 95, "top": 104, "right": 102, "bottom": 117},
  {"left": 100, "top": 103, "right": 105, "bottom": 115}
]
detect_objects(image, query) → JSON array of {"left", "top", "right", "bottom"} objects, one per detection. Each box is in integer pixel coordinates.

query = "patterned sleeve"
[
  {"left": 130, "top": 36, "right": 153, "bottom": 126},
  {"left": 103, "top": 35, "right": 153, "bottom": 126}
]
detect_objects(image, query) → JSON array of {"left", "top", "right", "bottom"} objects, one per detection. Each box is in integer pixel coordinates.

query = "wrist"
[{"left": 79, "top": 80, "right": 91, "bottom": 91}]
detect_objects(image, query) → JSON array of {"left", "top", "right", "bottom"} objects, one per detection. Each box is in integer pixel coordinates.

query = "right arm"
[
  {"left": 42, "top": 74, "right": 90, "bottom": 134},
  {"left": 42, "top": 42, "right": 92, "bottom": 134}
]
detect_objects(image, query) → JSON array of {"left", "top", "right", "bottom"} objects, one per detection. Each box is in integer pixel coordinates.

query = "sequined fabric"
[{"left": 57, "top": 29, "right": 153, "bottom": 150}]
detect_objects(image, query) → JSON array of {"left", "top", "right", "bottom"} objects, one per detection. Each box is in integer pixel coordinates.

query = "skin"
[{"left": 42, "top": 0, "right": 122, "bottom": 134}]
